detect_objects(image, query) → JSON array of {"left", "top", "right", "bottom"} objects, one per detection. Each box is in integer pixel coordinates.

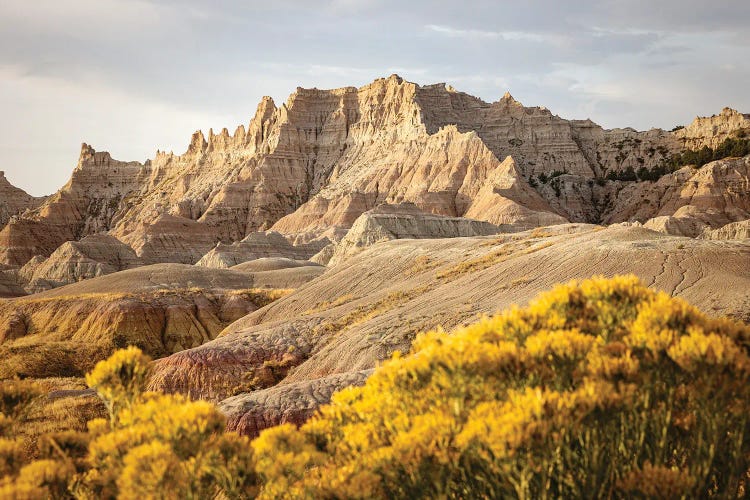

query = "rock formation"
[
  {"left": 0, "top": 171, "right": 46, "bottom": 229},
  {"left": 220, "top": 370, "right": 372, "bottom": 438},
  {"left": 196, "top": 231, "right": 323, "bottom": 268},
  {"left": 701, "top": 219, "right": 750, "bottom": 240},
  {"left": 605, "top": 156, "right": 750, "bottom": 236},
  {"left": 674, "top": 107, "right": 750, "bottom": 150},
  {"left": 325, "top": 202, "right": 503, "bottom": 266},
  {"left": 0, "top": 264, "right": 291, "bottom": 378},
  {"left": 18, "top": 234, "right": 141, "bottom": 292},
  {"left": 5, "top": 75, "right": 742, "bottom": 277},
  {"left": 0, "top": 144, "right": 146, "bottom": 267},
  {"left": 0, "top": 267, "right": 25, "bottom": 298}
]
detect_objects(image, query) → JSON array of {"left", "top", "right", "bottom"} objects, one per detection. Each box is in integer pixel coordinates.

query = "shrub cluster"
[
  {"left": 0, "top": 347, "right": 258, "bottom": 499},
  {"left": 666, "top": 136, "right": 750, "bottom": 170},
  {"left": 604, "top": 134, "right": 750, "bottom": 183}
]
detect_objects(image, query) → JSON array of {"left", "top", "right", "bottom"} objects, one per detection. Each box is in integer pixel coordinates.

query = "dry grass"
[
  {"left": 4, "top": 377, "right": 106, "bottom": 458},
  {"left": 437, "top": 241, "right": 555, "bottom": 281},
  {"left": 314, "top": 286, "right": 430, "bottom": 337},
  {"left": 403, "top": 255, "right": 443, "bottom": 277},
  {"left": 0, "top": 341, "right": 109, "bottom": 380},
  {"left": 304, "top": 294, "right": 357, "bottom": 315}
]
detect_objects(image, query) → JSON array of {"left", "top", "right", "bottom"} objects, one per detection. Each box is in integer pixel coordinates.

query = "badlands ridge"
[{"left": 1, "top": 75, "right": 749, "bottom": 437}]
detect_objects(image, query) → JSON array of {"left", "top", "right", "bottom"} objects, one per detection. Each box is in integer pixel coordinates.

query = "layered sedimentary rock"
[
  {"left": 701, "top": 219, "right": 750, "bottom": 240},
  {"left": 0, "top": 145, "right": 146, "bottom": 266},
  {"left": 0, "top": 172, "right": 45, "bottom": 229},
  {"left": 605, "top": 156, "right": 750, "bottom": 236},
  {"left": 196, "top": 231, "right": 322, "bottom": 268},
  {"left": 325, "top": 202, "right": 502, "bottom": 266},
  {"left": 220, "top": 370, "right": 372, "bottom": 438},
  {"left": 463, "top": 157, "right": 568, "bottom": 228},
  {"left": 149, "top": 224, "right": 750, "bottom": 413},
  {"left": 19, "top": 234, "right": 141, "bottom": 292},
  {"left": 675, "top": 108, "right": 750, "bottom": 149},
  {"left": 0, "top": 264, "right": 289, "bottom": 378},
  {"left": 0, "top": 267, "right": 25, "bottom": 298},
  {"left": 1, "top": 75, "right": 747, "bottom": 275}
]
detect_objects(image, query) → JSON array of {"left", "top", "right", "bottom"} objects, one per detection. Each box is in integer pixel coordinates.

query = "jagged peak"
[
  {"left": 498, "top": 91, "right": 522, "bottom": 106},
  {"left": 186, "top": 130, "right": 207, "bottom": 155},
  {"left": 80, "top": 142, "right": 96, "bottom": 157}
]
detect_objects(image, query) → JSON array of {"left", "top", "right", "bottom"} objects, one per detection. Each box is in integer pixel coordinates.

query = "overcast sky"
[{"left": 1, "top": 0, "right": 748, "bottom": 195}]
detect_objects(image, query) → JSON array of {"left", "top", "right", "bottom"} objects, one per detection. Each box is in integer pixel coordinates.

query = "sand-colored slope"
[
  {"left": 0, "top": 264, "right": 304, "bottom": 379},
  {"left": 149, "top": 224, "right": 750, "bottom": 414}
]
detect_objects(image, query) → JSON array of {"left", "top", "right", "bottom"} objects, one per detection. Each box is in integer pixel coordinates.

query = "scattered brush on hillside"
[
  {"left": 606, "top": 134, "right": 750, "bottom": 183},
  {"left": 1, "top": 276, "right": 749, "bottom": 498}
]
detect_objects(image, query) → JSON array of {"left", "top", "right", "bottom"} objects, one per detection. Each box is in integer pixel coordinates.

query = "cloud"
[{"left": 425, "top": 24, "right": 561, "bottom": 44}]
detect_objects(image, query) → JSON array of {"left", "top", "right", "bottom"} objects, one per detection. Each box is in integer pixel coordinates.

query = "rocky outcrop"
[
  {"left": 675, "top": 108, "right": 750, "bottom": 150},
  {"left": 18, "top": 234, "right": 140, "bottom": 292},
  {"left": 220, "top": 370, "right": 372, "bottom": 437},
  {"left": 463, "top": 157, "right": 568, "bottom": 228},
  {"left": 0, "top": 268, "right": 25, "bottom": 298},
  {"left": 0, "top": 264, "right": 289, "bottom": 379},
  {"left": 196, "top": 231, "right": 322, "bottom": 268},
  {"left": 605, "top": 156, "right": 750, "bottom": 236},
  {"left": 326, "top": 203, "right": 503, "bottom": 266},
  {"left": 701, "top": 219, "right": 750, "bottom": 240},
  {"left": 0, "top": 172, "right": 45, "bottom": 229},
  {"left": 0, "top": 144, "right": 147, "bottom": 266}
]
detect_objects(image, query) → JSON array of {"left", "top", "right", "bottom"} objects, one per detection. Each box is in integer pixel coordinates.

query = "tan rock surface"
[
  {"left": 196, "top": 231, "right": 322, "bottom": 269},
  {"left": 220, "top": 370, "right": 372, "bottom": 437},
  {"left": 0, "top": 268, "right": 25, "bottom": 298},
  {"left": 18, "top": 234, "right": 140, "bottom": 292},
  {"left": 0, "top": 171, "right": 46, "bottom": 229},
  {"left": 0, "top": 144, "right": 147, "bottom": 266},
  {"left": 229, "top": 257, "right": 320, "bottom": 272},
  {"left": 326, "top": 202, "right": 503, "bottom": 266},
  {"left": 701, "top": 219, "right": 750, "bottom": 240},
  {"left": 463, "top": 157, "right": 568, "bottom": 228},
  {"left": 675, "top": 108, "right": 750, "bottom": 149},
  {"left": 0, "top": 263, "right": 290, "bottom": 379},
  {"left": 149, "top": 224, "right": 750, "bottom": 406},
  {"left": 605, "top": 156, "right": 750, "bottom": 235}
]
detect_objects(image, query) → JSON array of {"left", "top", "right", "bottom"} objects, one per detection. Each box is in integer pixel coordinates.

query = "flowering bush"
[
  {"left": 253, "top": 276, "right": 750, "bottom": 498},
  {"left": 78, "top": 349, "right": 259, "bottom": 499}
]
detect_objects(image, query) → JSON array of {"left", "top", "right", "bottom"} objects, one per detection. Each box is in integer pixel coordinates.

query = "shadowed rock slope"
[{"left": 147, "top": 224, "right": 750, "bottom": 436}]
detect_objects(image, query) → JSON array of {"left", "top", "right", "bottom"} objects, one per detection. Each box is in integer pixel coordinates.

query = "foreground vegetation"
[{"left": 1, "top": 276, "right": 749, "bottom": 498}]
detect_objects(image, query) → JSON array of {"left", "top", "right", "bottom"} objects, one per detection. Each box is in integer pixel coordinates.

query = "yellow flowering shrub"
[
  {"left": 78, "top": 347, "right": 259, "bottom": 499},
  {"left": 253, "top": 275, "right": 750, "bottom": 499},
  {"left": 85, "top": 345, "right": 152, "bottom": 423}
]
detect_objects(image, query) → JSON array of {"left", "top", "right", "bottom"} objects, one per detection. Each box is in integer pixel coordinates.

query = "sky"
[{"left": 1, "top": 0, "right": 748, "bottom": 195}]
